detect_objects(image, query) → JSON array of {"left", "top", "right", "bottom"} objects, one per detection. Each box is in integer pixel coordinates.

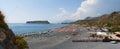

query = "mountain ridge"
[{"left": 71, "top": 11, "right": 120, "bottom": 28}]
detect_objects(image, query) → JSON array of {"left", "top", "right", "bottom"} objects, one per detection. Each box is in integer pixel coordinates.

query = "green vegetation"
[
  {"left": 0, "top": 11, "right": 9, "bottom": 29},
  {"left": 106, "top": 22, "right": 113, "bottom": 27},
  {"left": 109, "top": 27, "right": 120, "bottom": 32},
  {"left": 0, "top": 11, "right": 28, "bottom": 49},
  {"left": 16, "top": 35, "right": 29, "bottom": 49},
  {"left": 72, "top": 11, "right": 120, "bottom": 32}
]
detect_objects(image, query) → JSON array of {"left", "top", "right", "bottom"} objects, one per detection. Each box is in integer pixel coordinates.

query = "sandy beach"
[{"left": 23, "top": 25, "right": 120, "bottom": 49}]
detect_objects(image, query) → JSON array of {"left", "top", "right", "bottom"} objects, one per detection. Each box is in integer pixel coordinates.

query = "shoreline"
[
  {"left": 22, "top": 24, "right": 82, "bottom": 49},
  {"left": 9, "top": 23, "right": 69, "bottom": 34},
  {"left": 22, "top": 24, "right": 120, "bottom": 49}
]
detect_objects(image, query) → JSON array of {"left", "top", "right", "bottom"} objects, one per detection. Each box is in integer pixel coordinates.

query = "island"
[{"left": 26, "top": 21, "right": 50, "bottom": 24}]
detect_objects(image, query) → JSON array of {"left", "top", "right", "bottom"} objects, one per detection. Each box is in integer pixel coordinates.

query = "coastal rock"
[
  {"left": 0, "top": 28, "right": 18, "bottom": 49},
  {"left": 0, "top": 11, "right": 18, "bottom": 49},
  {"left": 0, "top": 30, "right": 6, "bottom": 41}
]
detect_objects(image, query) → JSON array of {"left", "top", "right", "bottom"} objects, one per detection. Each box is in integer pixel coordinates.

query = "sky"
[{"left": 0, "top": 0, "right": 120, "bottom": 23}]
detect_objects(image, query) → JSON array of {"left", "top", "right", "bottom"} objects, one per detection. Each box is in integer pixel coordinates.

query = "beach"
[{"left": 23, "top": 25, "right": 120, "bottom": 49}]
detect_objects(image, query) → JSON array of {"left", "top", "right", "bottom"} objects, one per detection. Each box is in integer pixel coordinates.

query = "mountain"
[
  {"left": 61, "top": 20, "right": 74, "bottom": 24},
  {"left": 71, "top": 11, "right": 120, "bottom": 27},
  {"left": 84, "top": 16, "right": 100, "bottom": 20}
]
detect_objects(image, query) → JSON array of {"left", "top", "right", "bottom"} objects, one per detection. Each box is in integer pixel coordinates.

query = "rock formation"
[{"left": 0, "top": 11, "right": 18, "bottom": 49}]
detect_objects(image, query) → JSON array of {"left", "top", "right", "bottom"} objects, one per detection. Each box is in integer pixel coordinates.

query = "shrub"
[
  {"left": 16, "top": 35, "right": 28, "bottom": 49},
  {"left": 106, "top": 22, "right": 113, "bottom": 27},
  {"left": 109, "top": 27, "right": 120, "bottom": 32}
]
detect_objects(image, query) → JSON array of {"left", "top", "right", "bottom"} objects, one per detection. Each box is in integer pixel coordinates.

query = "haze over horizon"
[{"left": 0, "top": 0, "right": 120, "bottom": 23}]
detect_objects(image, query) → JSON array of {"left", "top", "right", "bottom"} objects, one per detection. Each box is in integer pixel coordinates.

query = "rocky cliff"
[{"left": 0, "top": 11, "right": 18, "bottom": 49}]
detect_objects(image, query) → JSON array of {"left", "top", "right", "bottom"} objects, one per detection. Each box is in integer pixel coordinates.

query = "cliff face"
[{"left": 0, "top": 11, "right": 18, "bottom": 49}]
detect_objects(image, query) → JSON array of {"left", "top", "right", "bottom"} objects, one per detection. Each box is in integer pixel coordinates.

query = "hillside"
[
  {"left": 0, "top": 11, "right": 18, "bottom": 49},
  {"left": 72, "top": 11, "right": 120, "bottom": 27}
]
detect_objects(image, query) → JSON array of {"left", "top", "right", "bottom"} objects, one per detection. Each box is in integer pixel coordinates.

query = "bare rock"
[
  {"left": 0, "top": 11, "right": 18, "bottom": 49},
  {"left": 0, "top": 31, "right": 6, "bottom": 41},
  {"left": 0, "top": 28, "right": 18, "bottom": 49}
]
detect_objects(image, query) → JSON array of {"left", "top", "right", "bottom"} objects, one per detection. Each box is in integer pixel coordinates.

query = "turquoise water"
[{"left": 8, "top": 23, "right": 68, "bottom": 34}]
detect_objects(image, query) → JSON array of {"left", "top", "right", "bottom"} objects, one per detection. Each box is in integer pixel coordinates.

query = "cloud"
[
  {"left": 49, "top": 0, "right": 120, "bottom": 23},
  {"left": 49, "top": 8, "right": 69, "bottom": 23},
  {"left": 69, "top": 0, "right": 120, "bottom": 21}
]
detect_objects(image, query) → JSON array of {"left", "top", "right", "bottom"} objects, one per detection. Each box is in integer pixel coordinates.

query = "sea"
[{"left": 8, "top": 23, "right": 68, "bottom": 34}]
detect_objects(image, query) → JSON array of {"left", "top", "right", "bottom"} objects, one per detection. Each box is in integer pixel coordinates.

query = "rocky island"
[{"left": 26, "top": 21, "right": 50, "bottom": 24}]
